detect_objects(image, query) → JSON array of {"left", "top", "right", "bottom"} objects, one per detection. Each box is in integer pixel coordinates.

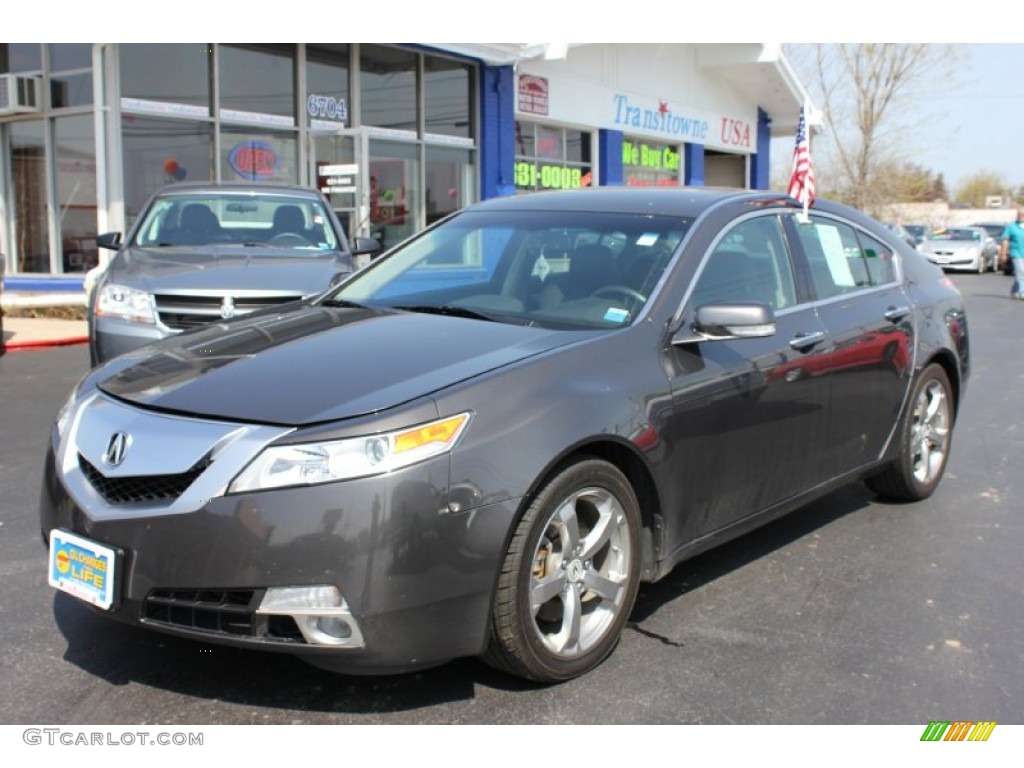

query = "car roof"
[
  {"left": 151, "top": 181, "right": 324, "bottom": 198},
  {"left": 469, "top": 187, "right": 798, "bottom": 218}
]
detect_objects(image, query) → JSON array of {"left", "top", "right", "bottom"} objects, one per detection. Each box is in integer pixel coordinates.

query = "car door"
[
  {"left": 661, "top": 213, "right": 832, "bottom": 549},
  {"left": 785, "top": 213, "right": 915, "bottom": 481}
]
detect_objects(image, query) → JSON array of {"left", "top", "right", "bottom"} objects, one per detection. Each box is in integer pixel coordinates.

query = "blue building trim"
[
  {"left": 599, "top": 129, "right": 624, "bottom": 186},
  {"left": 479, "top": 65, "right": 516, "bottom": 200},
  {"left": 750, "top": 107, "right": 772, "bottom": 190},
  {"left": 684, "top": 143, "right": 705, "bottom": 186},
  {"left": 3, "top": 276, "right": 85, "bottom": 292}
]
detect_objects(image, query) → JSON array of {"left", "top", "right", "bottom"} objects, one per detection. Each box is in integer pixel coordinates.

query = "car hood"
[
  {"left": 106, "top": 245, "right": 350, "bottom": 294},
  {"left": 96, "top": 305, "right": 590, "bottom": 425}
]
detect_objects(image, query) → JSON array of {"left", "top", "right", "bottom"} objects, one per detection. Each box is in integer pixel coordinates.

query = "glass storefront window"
[
  {"left": 121, "top": 116, "right": 214, "bottom": 224},
  {"left": 0, "top": 44, "right": 42, "bottom": 73},
  {"left": 120, "top": 44, "right": 211, "bottom": 110},
  {"left": 51, "top": 72, "right": 93, "bottom": 110},
  {"left": 9, "top": 121, "right": 49, "bottom": 273},
  {"left": 425, "top": 146, "right": 474, "bottom": 226},
  {"left": 514, "top": 122, "right": 593, "bottom": 193},
  {"left": 306, "top": 44, "right": 350, "bottom": 129},
  {"left": 49, "top": 44, "right": 92, "bottom": 72},
  {"left": 360, "top": 45, "right": 417, "bottom": 132},
  {"left": 220, "top": 44, "right": 295, "bottom": 122},
  {"left": 370, "top": 140, "right": 419, "bottom": 249},
  {"left": 424, "top": 56, "right": 472, "bottom": 139},
  {"left": 622, "top": 137, "right": 680, "bottom": 187},
  {"left": 220, "top": 128, "right": 298, "bottom": 184},
  {"left": 55, "top": 114, "right": 97, "bottom": 273}
]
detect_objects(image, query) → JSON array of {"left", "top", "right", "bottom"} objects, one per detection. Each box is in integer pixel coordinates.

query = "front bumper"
[
  {"left": 40, "top": 397, "right": 517, "bottom": 674},
  {"left": 92, "top": 315, "right": 168, "bottom": 363}
]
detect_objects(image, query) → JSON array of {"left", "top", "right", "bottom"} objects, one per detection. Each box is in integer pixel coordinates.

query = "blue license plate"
[{"left": 48, "top": 530, "right": 117, "bottom": 610}]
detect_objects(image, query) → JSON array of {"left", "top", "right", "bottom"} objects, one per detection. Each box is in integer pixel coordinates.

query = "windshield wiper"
[
  {"left": 320, "top": 298, "right": 371, "bottom": 310},
  {"left": 394, "top": 304, "right": 499, "bottom": 323}
]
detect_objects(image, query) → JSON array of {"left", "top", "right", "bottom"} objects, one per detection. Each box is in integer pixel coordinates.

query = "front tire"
[
  {"left": 866, "top": 363, "right": 954, "bottom": 501},
  {"left": 485, "top": 458, "right": 642, "bottom": 682}
]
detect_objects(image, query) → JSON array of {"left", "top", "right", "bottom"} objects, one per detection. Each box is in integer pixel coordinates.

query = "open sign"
[{"left": 228, "top": 141, "right": 279, "bottom": 180}]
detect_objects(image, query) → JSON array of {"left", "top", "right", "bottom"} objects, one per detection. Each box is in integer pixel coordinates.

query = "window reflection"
[
  {"left": 0, "top": 44, "right": 42, "bottom": 73},
  {"left": 220, "top": 44, "right": 295, "bottom": 120},
  {"left": 121, "top": 116, "right": 214, "bottom": 224},
  {"left": 424, "top": 56, "right": 471, "bottom": 138},
  {"left": 55, "top": 114, "right": 98, "bottom": 273},
  {"left": 120, "top": 44, "right": 211, "bottom": 109},
  {"left": 10, "top": 121, "right": 49, "bottom": 273},
  {"left": 360, "top": 45, "right": 416, "bottom": 132}
]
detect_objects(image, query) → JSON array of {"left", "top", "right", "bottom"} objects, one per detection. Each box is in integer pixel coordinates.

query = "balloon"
[
  {"left": 163, "top": 158, "right": 180, "bottom": 175},
  {"left": 173, "top": 167, "right": 187, "bottom": 181}
]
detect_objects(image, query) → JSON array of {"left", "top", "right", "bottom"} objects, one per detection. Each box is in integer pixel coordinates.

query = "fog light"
[
  {"left": 316, "top": 616, "right": 353, "bottom": 640},
  {"left": 256, "top": 585, "right": 364, "bottom": 648}
]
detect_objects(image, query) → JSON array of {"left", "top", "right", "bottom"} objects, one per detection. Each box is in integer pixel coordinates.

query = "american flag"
[{"left": 788, "top": 106, "right": 815, "bottom": 208}]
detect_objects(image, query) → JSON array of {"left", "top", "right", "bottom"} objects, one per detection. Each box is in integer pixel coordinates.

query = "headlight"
[
  {"left": 95, "top": 283, "right": 156, "bottom": 324},
  {"left": 228, "top": 412, "right": 471, "bottom": 493},
  {"left": 55, "top": 389, "right": 77, "bottom": 439}
]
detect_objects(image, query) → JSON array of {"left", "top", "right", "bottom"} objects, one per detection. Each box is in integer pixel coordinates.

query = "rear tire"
[
  {"left": 866, "top": 363, "right": 954, "bottom": 501},
  {"left": 484, "top": 458, "right": 642, "bottom": 683}
]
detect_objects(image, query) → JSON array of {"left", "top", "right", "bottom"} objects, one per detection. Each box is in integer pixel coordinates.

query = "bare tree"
[{"left": 790, "top": 44, "right": 956, "bottom": 215}]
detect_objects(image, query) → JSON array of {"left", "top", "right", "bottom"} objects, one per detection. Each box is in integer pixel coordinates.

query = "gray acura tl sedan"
[
  {"left": 88, "top": 182, "right": 378, "bottom": 366},
  {"left": 41, "top": 188, "right": 969, "bottom": 683}
]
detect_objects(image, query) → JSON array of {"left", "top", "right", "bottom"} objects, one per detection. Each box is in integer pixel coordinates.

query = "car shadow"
[
  {"left": 52, "top": 483, "right": 878, "bottom": 716},
  {"left": 629, "top": 482, "right": 875, "bottom": 624}
]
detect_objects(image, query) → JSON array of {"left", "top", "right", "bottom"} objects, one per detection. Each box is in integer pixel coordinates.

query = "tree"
[
  {"left": 788, "top": 44, "right": 956, "bottom": 216},
  {"left": 953, "top": 171, "right": 1009, "bottom": 208}
]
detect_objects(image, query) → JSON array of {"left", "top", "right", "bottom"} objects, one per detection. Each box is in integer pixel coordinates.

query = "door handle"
[
  {"left": 789, "top": 331, "right": 826, "bottom": 350},
  {"left": 884, "top": 305, "right": 910, "bottom": 323}
]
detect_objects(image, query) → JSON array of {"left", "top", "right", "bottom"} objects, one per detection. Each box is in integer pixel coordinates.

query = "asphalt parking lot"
[{"left": 0, "top": 272, "right": 1021, "bottom": 725}]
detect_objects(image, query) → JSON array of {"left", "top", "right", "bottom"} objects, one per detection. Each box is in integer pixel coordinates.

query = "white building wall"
[{"left": 517, "top": 44, "right": 758, "bottom": 154}]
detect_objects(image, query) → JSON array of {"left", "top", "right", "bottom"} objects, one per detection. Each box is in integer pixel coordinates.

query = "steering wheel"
[
  {"left": 268, "top": 232, "right": 310, "bottom": 246},
  {"left": 591, "top": 285, "right": 648, "bottom": 305}
]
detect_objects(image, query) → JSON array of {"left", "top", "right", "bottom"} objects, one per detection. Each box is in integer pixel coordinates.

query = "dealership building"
[{"left": 0, "top": 43, "right": 810, "bottom": 288}]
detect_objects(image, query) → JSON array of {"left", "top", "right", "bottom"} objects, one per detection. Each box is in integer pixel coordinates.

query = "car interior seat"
[
  {"left": 176, "top": 204, "right": 222, "bottom": 245},
  {"left": 272, "top": 205, "right": 307, "bottom": 239}
]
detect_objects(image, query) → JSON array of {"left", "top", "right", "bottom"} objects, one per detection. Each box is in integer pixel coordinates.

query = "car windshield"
[
  {"left": 928, "top": 228, "right": 980, "bottom": 242},
  {"left": 132, "top": 192, "right": 341, "bottom": 251},
  {"left": 324, "top": 209, "right": 692, "bottom": 330}
]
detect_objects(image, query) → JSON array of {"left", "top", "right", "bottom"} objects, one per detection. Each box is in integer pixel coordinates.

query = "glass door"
[{"left": 309, "top": 127, "right": 369, "bottom": 250}]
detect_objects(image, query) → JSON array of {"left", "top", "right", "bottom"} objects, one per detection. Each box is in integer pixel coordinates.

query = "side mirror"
[
  {"left": 673, "top": 302, "right": 776, "bottom": 345},
  {"left": 351, "top": 236, "right": 382, "bottom": 257},
  {"left": 96, "top": 232, "right": 123, "bottom": 251}
]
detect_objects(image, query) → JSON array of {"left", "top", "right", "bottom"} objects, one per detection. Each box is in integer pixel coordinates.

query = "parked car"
[
  {"left": 971, "top": 221, "right": 1014, "bottom": 275},
  {"left": 919, "top": 226, "right": 998, "bottom": 273},
  {"left": 42, "top": 188, "right": 969, "bottom": 683},
  {"left": 903, "top": 223, "right": 928, "bottom": 247},
  {"left": 88, "top": 182, "right": 379, "bottom": 366},
  {"left": 884, "top": 222, "right": 917, "bottom": 248}
]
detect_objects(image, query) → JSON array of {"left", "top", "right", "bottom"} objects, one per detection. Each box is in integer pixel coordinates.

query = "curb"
[{"left": 2, "top": 335, "right": 89, "bottom": 351}]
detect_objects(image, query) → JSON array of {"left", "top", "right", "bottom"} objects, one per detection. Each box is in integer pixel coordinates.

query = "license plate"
[{"left": 48, "top": 530, "right": 117, "bottom": 610}]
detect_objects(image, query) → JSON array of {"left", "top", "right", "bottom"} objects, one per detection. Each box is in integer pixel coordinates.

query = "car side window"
[
  {"left": 793, "top": 217, "right": 880, "bottom": 299},
  {"left": 857, "top": 232, "right": 897, "bottom": 285},
  {"left": 690, "top": 216, "right": 797, "bottom": 311}
]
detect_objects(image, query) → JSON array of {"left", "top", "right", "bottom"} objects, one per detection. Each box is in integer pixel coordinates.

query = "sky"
[{"left": 775, "top": 43, "right": 1024, "bottom": 194}]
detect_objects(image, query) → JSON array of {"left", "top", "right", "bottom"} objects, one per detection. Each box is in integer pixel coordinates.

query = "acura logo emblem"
[
  {"left": 103, "top": 432, "right": 131, "bottom": 467},
  {"left": 220, "top": 296, "right": 236, "bottom": 320}
]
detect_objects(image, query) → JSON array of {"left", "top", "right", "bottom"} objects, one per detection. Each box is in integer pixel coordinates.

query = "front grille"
[
  {"left": 143, "top": 589, "right": 305, "bottom": 643},
  {"left": 154, "top": 294, "right": 300, "bottom": 331},
  {"left": 79, "top": 452, "right": 212, "bottom": 505}
]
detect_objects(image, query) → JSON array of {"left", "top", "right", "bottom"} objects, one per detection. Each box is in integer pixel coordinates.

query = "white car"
[{"left": 919, "top": 226, "right": 999, "bottom": 273}]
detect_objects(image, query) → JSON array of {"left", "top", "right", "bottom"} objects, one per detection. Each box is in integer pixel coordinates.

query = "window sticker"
[
  {"left": 816, "top": 225, "right": 856, "bottom": 287},
  {"left": 636, "top": 233, "right": 660, "bottom": 247},
  {"left": 604, "top": 307, "right": 629, "bottom": 323}
]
